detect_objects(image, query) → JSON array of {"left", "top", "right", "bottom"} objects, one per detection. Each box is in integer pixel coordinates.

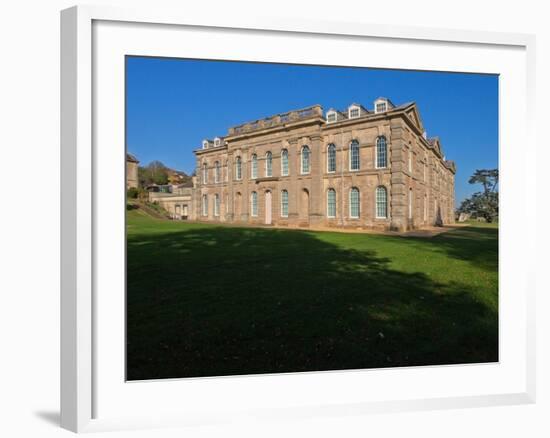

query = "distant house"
[{"left": 126, "top": 153, "right": 139, "bottom": 189}]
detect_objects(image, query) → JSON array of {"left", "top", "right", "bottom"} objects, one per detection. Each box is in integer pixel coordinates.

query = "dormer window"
[
  {"left": 202, "top": 140, "right": 209, "bottom": 149},
  {"left": 375, "top": 102, "right": 387, "bottom": 113},
  {"left": 326, "top": 110, "right": 337, "bottom": 124},
  {"left": 374, "top": 97, "right": 392, "bottom": 114},
  {"left": 348, "top": 105, "right": 360, "bottom": 119},
  {"left": 214, "top": 137, "right": 222, "bottom": 147}
]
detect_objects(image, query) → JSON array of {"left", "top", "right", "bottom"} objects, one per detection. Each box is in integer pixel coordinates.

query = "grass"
[{"left": 126, "top": 209, "right": 498, "bottom": 380}]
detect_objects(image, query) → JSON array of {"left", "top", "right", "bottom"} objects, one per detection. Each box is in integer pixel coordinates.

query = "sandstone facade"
[
  {"left": 126, "top": 153, "right": 139, "bottom": 189},
  {"left": 192, "top": 98, "right": 455, "bottom": 231}
]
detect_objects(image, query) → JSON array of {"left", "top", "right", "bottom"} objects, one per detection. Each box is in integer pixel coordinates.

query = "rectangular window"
[
  {"left": 281, "top": 191, "right": 289, "bottom": 217},
  {"left": 376, "top": 187, "right": 388, "bottom": 218},
  {"left": 251, "top": 156, "right": 257, "bottom": 179},
  {"left": 349, "top": 189, "right": 360, "bottom": 219},
  {"left": 265, "top": 153, "right": 272, "bottom": 177},
  {"left": 327, "top": 113, "right": 336, "bottom": 123},
  {"left": 327, "top": 149, "right": 336, "bottom": 172},
  {"left": 301, "top": 147, "right": 310, "bottom": 174},
  {"left": 350, "top": 142, "right": 360, "bottom": 171},
  {"left": 235, "top": 158, "right": 242, "bottom": 180},
  {"left": 214, "top": 194, "right": 220, "bottom": 217},
  {"left": 251, "top": 192, "right": 258, "bottom": 217},
  {"left": 376, "top": 137, "right": 387, "bottom": 169},
  {"left": 327, "top": 190, "right": 336, "bottom": 218},
  {"left": 281, "top": 151, "right": 289, "bottom": 176},
  {"left": 376, "top": 102, "right": 387, "bottom": 113},
  {"left": 349, "top": 108, "right": 359, "bottom": 118},
  {"left": 202, "top": 195, "right": 208, "bottom": 216}
]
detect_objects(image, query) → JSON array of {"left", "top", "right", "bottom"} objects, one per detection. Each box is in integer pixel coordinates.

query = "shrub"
[{"left": 127, "top": 187, "right": 139, "bottom": 199}]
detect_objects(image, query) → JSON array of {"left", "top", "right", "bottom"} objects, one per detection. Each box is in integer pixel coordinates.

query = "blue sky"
[{"left": 126, "top": 57, "right": 498, "bottom": 205}]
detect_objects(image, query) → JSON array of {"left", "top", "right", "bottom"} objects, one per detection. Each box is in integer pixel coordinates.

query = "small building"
[
  {"left": 149, "top": 187, "right": 195, "bottom": 220},
  {"left": 126, "top": 153, "right": 139, "bottom": 189}
]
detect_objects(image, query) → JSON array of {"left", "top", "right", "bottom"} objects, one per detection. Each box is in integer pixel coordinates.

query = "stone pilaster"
[
  {"left": 389, "top": 120, "right": 407, "bottom": 231},
  {"left": 309, "top": 133, "right": 324, "bottom": 226}
]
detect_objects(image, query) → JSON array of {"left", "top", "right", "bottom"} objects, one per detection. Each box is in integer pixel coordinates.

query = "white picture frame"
[{"left": 60, "top": 4, "right": 536, "bottom": 433}]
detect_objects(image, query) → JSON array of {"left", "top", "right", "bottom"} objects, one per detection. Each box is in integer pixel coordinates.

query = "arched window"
[
  {"left": 376, "top": 137, "right": 387, "bottom": 169},
  {"left": 408, "top": 188, "right": 413, "bottom": 219},
  {"left": 349, "top": 187, "right": 360, "bottom": 219},
  {"left": 214, "top": 193, "right": 220, "bottom": 217},
  {"left": 424, "top": 193, "right": 428, "bottom": 221},
  {"left": 349, "top": 140, "right": 360, "bottom": 171},
  {"left": 201, "top": 194, "right": 208, "bottom": 216},
  {"left": 235, "top": 156, "right": 242, "bottom": 180},
  {"left": 281, "top": 149, "right": 289, "bottom": 176},
  {"left": 280, "top": 190, "right": 289, "bottom": 217},
  {"left": 327, "top": 188, "right": 336, "bottom": 218},
  {"left": 327, "top": 144, "right": 336, "bottom": 173},
  {"left": 301, "top": 145, "right": 310, "bottom": 174},
  {"left": 250, "top": 191, "right": 258, "bottom": 217},
  {"left": 250, "top": 154, "right": 257, "bottom": 179},
  {"left": 202, "top": 162, "right": 208, "bottom": 184},
  {"left": 265, "top": 151, "right": 272, "bottom": 177},
  {"left": 376, "top": 186, "right": 388, "bottom": 218},
  {"left": 214, "top": 161, "right": 220, "bottom": 183}
]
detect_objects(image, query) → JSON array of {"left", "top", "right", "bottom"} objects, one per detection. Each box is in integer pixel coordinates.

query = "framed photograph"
[{"left": 61, "top": 4, "right": 536, "bottom": 433}]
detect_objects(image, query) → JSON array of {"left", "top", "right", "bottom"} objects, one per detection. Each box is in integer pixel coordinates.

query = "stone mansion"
[{"left": 162, "top": 97, "right": 456, "bottom": 231}]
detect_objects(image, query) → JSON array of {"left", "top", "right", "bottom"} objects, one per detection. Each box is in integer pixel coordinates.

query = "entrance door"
[{"left": 265, "top": 191, "right": 272, "bottom": 225}]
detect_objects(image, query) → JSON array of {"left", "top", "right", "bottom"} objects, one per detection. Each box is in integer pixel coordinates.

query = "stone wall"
[{"left": 192, "top": 103, "right": 455, "bottom": 231}]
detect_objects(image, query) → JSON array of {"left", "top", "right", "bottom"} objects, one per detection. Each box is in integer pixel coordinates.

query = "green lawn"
[{"left": 126, "top": 208, "right": 498, "bottom": 380}]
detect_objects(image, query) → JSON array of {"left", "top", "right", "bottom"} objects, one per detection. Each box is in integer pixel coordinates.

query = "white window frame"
[
  {"left": 327, "top": 143, "right": 336, "bottom": 173},
  {"left": 202, "top": 162, "right": 208, "bottom": 184},
  {"left": 327, "top": 188, "right": 336, "bottom": 218},
  {"left": 214, "top": 193, "right": 220, "bottom": 217},
  {"left": 424, "top": 193, "right": 428, "bottom": 222},
  {"left": 280, "top": 190, "right": 289, "bottom": 218},
  {"left": 408, "top": 188, "right": 413, "bottom": 219},
  {"left": 214, "top": 137, "right": 221, "bottom": 147},
  {"left": 202, "top": 140, "right": 209, "bottom": 149},
  {"left": 349, "top": 187, "right": 360, "bottom": 219},
  {"left": 375, "top": 100, "right": 387, "bottom": 114},
  {"left": 250, "top": 191, "right": 258, "bottom": 217},
  {"left": 301, "top": 145, "right": 310, "bottom": 174},
  {"left": 251, "top": 154, "right": 257, "bottom": 179},
  {"left": 375, "top": 186, "right": 388, "bottom": 219},
  {"left": 375, "top": 136, "right": 387, "bottom": 169},
  {"left": 281, "top": 149, "right": 289, "bottom": 176},
  {"left": 326, "top": 110, "right": 337, "bottom": 123},
  {"left": 201, "top": 194, "right": 208, "bottom": 217},
  {"left": 235, "top": 156, "right": 242, "bottom": 180},
  {"left": 349, "top": 140, "right": 360, "bottom": 171},
  {"left": 214, "top": 161, "right": 220, "bottom": 183},
  {"left": 348, "top": 105, "right": 360, "bottom": 119},
  {"left": 265, "top": 151, "right": 272, "bottom": 177}
]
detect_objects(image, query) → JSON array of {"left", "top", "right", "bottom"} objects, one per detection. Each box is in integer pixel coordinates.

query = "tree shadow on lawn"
[{"left": 126, "top": 226, "right": 498, "bottom": 380}]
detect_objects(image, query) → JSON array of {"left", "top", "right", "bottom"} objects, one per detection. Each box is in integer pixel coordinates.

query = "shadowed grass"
[{"left": 126, "top": 212, "right": 498, "bottom": 380}]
